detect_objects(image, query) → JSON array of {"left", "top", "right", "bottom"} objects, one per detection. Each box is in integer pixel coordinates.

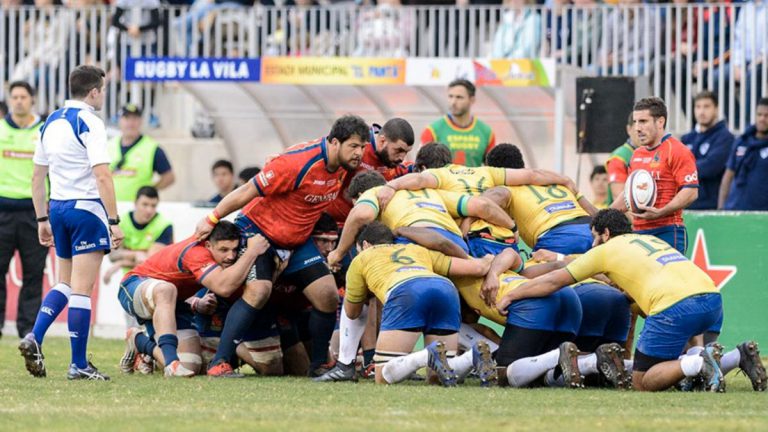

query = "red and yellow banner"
[{"left": 261, "top": 57, "right": 406, "bottom": 85}]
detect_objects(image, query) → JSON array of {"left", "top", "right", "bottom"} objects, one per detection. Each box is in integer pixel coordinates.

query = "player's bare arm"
[
  {"left": 480, "top": 248, "right": 523, "bottom": 306},
  {"left": 464, "top": 196, "right": 515, "bottom": 230},
  {"left": 447, "top": 254, "right": 494, "bottom": 278},
  {"left": 195, "top": 181, "right": 259, "bottom": 240},
  {"left": 633, "top": 187, "right": 698, "bottom": 220},
  {"left": 31, "top": 163, "right": 54, "bottom": 247},
  {"left": 504, "top": 168, "right": 578, "bottom": 194},
  {"left": 393, "top": 226, "right": 469, "bottom": 258},
  {"left": 717, "top": 169, "right": 735, "bottom": 209},
  {"left": 202, "top": 234, "right": 269, "bottom": 297},
  {"left": 93, "top": 163, "right": 124, "bottom": 248},
  {"left": 480, "top": 186, "right": 512, "bottom": 210},
  {"left": 496, "top": 269, "right": 576, "bottom": 314},
  {"left": 328, "top": 203, "right": 377, "bottom": 267}
]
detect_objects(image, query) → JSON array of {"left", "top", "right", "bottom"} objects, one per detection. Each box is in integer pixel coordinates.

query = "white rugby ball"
[{"left": 624, "top": 169, "right": 657, "bottom": 213}]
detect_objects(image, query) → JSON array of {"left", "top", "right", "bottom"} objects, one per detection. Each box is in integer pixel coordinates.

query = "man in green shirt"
[
  {"left": 421, "top": 79, "right": 496, "bottom": 167},
  {"left": 109, "top": 105, "right": 175, "bottom": 201},
  {"left": 0, "top": 81, "right": 48, "bottom": 338}
]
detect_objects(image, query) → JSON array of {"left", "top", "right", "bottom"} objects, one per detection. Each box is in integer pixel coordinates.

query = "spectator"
[
  {"left": 589, "top": 165, "right": 609, "bottom": 209},
  {"left": 238, "top": 166, "right": 261, "bottom": 185},
  {"left": 719, "top": 97, "right": 768, "bottom": 210},
  {"left": 0, "top": 81, "right": 48, "bottom": 338},
  {"left": 597, "top": 0, "right": 657, "bottom": 76},
  {"left": 108, "top": 104, "right": 175, "bottom": 201},
  {"left": 604, "top": 112, "right": 638, "bottom": 205},
  {"left": 209, "top": 159, "right": 236, "bottom": 204},
  {"left": 266, "top": 0, "right": 336, "bottom": 56},
  {"left": 354, "top": 0, "right": 413, "bottom": 57},
  {"left": 491, "top": 0, "right": 542, "bottom": 59},
  {"left": 421, "top": 79, "right": 495, "bottom": 167},
  {"left": 731, "top": 0, "right": 767, "bottom": 124},
  {"left": 681, "top": 91, "right": 734, "bottom": 210},
  {"left": 11, "top": 0, "right": 69, "bottom": 91}
]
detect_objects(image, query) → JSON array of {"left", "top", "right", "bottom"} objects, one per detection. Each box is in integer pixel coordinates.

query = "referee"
[{"left": 0, "top": 81, "right": 48, "bottom": 339}]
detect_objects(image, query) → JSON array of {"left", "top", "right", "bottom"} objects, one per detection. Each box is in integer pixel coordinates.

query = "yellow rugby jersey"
[
  {"left": 453, "top": 271, "right": 529, "bottom": 325},
  {"left": 503, "top": 185, "right": 588, "bottom": 246},
  {"left": 426, "top": 164, "right": 507, "bottom": 196},
  {"left": 565, "top": 234, "right": 718, "bottom": 316},
  {"left": 356, "top": 186, "right": 470, "bottom": 236},
  {"left": 345, "top": 244, "right": 452, "bottom": 304}
]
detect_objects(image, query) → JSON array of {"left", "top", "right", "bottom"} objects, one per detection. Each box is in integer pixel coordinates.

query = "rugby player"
[
  {"left": 194, "top": 115, "right": 369, "bottom": 376},
  {"left": 22, "top": 66, "right": 123, "bottom": 380},
  {"left": 495, "top": 209, "right": 736, "bottom": 392},
  {"left": 118, "top": 221, "right": 269, "bottom": 377},
  {"left": 343, "top": 222, "right": 496, "bottom": 386}
]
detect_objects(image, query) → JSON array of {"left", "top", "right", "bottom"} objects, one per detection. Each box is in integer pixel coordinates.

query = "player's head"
[
  {"left": 238, "top": 166, "right": 261, "bottom": 185},
  {"left": 133, "top": 186, "right": 159, "bottom": 224},
  {"left": 211, "top": 159, "right": 235, "bottom": 194},
  {"left": 756, "top": 97, "right": 768, "bottom": 134},
  {"left": 8, "top": 81, "right": 35, "bottom": 117},
  {"left": 328, "top": 115, "right": 369, "bottom": 171},
  {"left": 632, "top": 97, "right": 668, "bottom": 147},
  {"left": 69, "top": 65, "right": 106, "bottom": 110},
  {"left": 376, "top": 118, "right": 414, "bottom": 168},
  {"left": 693, "top": 91, "right": 718, "bottom": 128},
  {"left": 311, "top": 213, "right": 339, "bottom": 258},
  {"left": 590, "top": 209, "right": 632, "bottom": 246},
  {"left": 118, "top": 104, "right": 143, "bottom": 138},
  {"left": 415, "top": 142, "right": 452, "bottom": 171},
  {"left": 485, "top": 143, "right": 524, "bottom": 169},
  {"left": 206, "top": 221, "right": 241, "bottom": 268},
  {"left": 590, "top": 165, "right": 608, "bottom": 198},
  {"left": 447, "top": 79, "right": 476, "bottom": 118},
  {"left": 355, "top": 221, "right": 394, "bottom": 251},
  {"left": 348, "top": 171, "right": 387, "bottom": 200}
]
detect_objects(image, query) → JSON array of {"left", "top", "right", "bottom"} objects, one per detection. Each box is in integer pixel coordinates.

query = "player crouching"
[{"left": 118, "top": 222, "right": 269, "bottom": 377}]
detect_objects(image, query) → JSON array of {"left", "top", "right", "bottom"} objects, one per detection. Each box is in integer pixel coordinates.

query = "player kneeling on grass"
[
  {"left": 118, "top": 221, "right": 269, "bottom": 377},
  {"left": 343, "top": 222, "right": 496, "bottom": 387},
  {"left": 495, "top": 209, "right": 767, "bottom": 392}
]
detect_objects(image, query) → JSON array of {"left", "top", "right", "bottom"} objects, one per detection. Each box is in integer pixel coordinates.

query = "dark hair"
[
  {"left": 328, "top": 115, "right": 370, "bottom": 145},
  {"left": 448, "top": 79, "right": 476, "bottom": 97},
  {"left": 313, "top": 213, "right": 339, "bottom": 235},
  {"left": 69, "top": 65, "right": 105, "bottom": 99},
  {"left": 590, "top": 209, "right": 632, "bottom": 238},
  {"left": 348, "top": 171, "right": 387, "bottom": 199},
  {"left": 0, "top": 100, "right": 7, "bottom": 117},
  {"left": 758, "top": 97, "right": 768, "bottom": 109},
  {"left": 355, "top": 221, "right": 394, "bottom": 247},
  {"left": 627, "top": 112, "right": 634, "bottom": 127},
  {"left": 633, "top": 97, "right": 668, "bottom": 128},
  {"left": 211, "top": 159, "right": 234, "bottom": 174},
  {"left": 415, "top": 142, "right": 452, "bottom": 170},
  {"left": 590, "top": 165, "right": 607, "bottom": 181},
  {"left": 135, "top": 186, "right": 159, "bottom": 201},
  {"left": 9, "top": 81, "right": 34, "bottom": 97},
  {"left": 381, "top": 118, "right": 415, "bottom": 147},
  {"left": 693, "top": 90, "right": 718, "bottom": 107},
  {"left": 209, "top": 220, "right": 241, "bottom": 243},
  {"left": 485, "top": 143, "right": 524, "bottom": 169},
  {"left": 238, "top": 166, "right": 261, "bottom": 184}
]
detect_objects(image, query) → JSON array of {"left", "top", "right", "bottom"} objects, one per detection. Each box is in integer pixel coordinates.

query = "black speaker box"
[{"left": 576, "top": 77, "right": 646, "bottom": 154}]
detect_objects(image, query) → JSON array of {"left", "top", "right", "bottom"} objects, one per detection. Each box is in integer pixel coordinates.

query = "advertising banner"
[
  {"left": 404, "top": 58, "right": 476, "bottom": 86},
  {"left": 474, "top": 58, "right": 556, "bottom": 87},
  {"left": 125, "top": 57, "right": 262, "bottom": 81},
  {"left": 261, "top": 57, "right": 405, "bottom": 85}
]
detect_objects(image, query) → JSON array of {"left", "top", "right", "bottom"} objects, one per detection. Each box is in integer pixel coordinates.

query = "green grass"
[{"left": 1, "top": 337, "right": 766, "bottom": 432}]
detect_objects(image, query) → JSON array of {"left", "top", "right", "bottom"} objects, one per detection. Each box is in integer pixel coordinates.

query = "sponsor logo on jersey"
[
  {"left": 302, "top": 255, "right": 323, "bottom": 266},
  {"left": 2, "top": 150, "right": 34, "bottom": 159},
  {"left": 395, "top": 265, "right": 427, "bottom": 272},
  {"left": 304, "top": 191, "right": 339, "bottom": 203},
  {"left": 415, "top": 202, "right": 447, "bottom": 213},
  {"left": 544, "top": 201, "right": 576, "bottom": 214},
  {"left": 736, "top": 146, "right": 747, "bottom": 157},
  {"left": 700, "top": 142, "right": 710, "bottom": 155},
  {"left": 684, "top": 172, "right": 698, "bottom": 183},
  {"left": 656, "top": 253, "right": 687, "bottom": 265}
]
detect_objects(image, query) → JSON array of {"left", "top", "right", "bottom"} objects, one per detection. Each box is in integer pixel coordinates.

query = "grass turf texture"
[{"left": 1, "top": 337, "right": 766, "bottom": 432}]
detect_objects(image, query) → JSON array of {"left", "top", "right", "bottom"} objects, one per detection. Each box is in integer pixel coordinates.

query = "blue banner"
[{"left": 124, "top": 57, "right": 261, "bottom": 82}]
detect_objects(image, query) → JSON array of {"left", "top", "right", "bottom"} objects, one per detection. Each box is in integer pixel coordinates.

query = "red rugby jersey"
[
  {"left": 126, "top": 236, "right": 218, "bottom": 300},
  {"left": 326, "top": 140, "right": 413, "bottom": 226},
  {"left": 242, "top": 138, "right": 346, "bottom": 248},
  {"left": 629, "top": 134, "right": 699, "bottom": 231}
]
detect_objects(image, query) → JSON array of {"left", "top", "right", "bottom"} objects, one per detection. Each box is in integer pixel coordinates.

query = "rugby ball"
[{"left": 624, "top": 169, "right": 657, "bottom": 213}]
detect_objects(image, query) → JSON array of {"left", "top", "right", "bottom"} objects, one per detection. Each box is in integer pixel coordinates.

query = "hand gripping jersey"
[{"left": 453, "top": 271, "right": 529, "bottom": 325}]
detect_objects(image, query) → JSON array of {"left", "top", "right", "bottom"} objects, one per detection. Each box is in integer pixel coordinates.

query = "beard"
[
  {"left": 376, "top": 148, "right": 397, "bottom": 168},
  {"left": 340, "top": 157, "right": 361, "bottom": 171}
]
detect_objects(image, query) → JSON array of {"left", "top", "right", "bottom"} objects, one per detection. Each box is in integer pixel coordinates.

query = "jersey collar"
[
  {"left": 645, "top": 133, "right": 672, "bottom": 150},
  {"left": 4, "top": 113, "right": 40, "bottom": 130},
  {"left": 320, "top": 137, "right": 329, "bottom": 165},
  {"left": 64, "top": 99, "right": 96, "bottom": 112}
]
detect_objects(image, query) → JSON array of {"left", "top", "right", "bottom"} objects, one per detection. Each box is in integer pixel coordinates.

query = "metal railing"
[{"left": 1, "top": 4, "right": 766, "bottom": 133}]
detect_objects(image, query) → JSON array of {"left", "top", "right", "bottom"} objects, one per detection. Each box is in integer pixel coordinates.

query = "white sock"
[
  {"left": 624, "top": 359, "right": 634, "bottom": 374},
  {"left": 544, "top": 368, "right": 565, "bottom": 387},
  {"left": 381, "top": 350, "right": 428, "bottom": 384},
  {"left": 680, "top": 354, "right": 704, "bottom": 377},
  {"left": 578, "top": 354, "right": 598, "bottom": 375},
  {"left": 52, "top": 282, "right": 72, "bottom": 298},
  {"left": 449, "top": 350, "right": 474, "bottom": 379},
  {"left": 458, "top": 324, "right": 499, "bottom": 353},
  {"left": 337, "top": 303, "right": 368, "bottom": 365},
  {"left": 506, "top": 349, "right": 560, "bottom": 388},
  {"left": 720, "top": 348, "right": 741, "bottom": 375},
  {"left": 686, "top": 346, "right": 704, "bottom": 356}
]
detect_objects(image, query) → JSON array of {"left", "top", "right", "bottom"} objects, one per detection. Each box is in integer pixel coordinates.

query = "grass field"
[{"left": 1, "top": 337, "right": 767, "bottom": 432}]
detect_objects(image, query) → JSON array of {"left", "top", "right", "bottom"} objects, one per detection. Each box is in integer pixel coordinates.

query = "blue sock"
[
  {"left": 32, "top": 283, "right": 71, "bottom": 345},
  {"left": 309, "top": 309, "right": 336, "bottom": 369},
  {"left": 158, "top": 334, "right": 180, "bottom": 364},
  {"left": 135, "top": 333, "right": 157, "bottom": 356},
  {"left": 68, "top": 295, "right": 91, "bottom": 369},
  {"left": 211, "top": 299, "right": 260, "bottom": 367}
]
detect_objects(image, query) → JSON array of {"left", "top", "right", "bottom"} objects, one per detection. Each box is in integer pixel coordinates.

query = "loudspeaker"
[{"left": 576, "top": 76, "right": 649, "bottom": 154}]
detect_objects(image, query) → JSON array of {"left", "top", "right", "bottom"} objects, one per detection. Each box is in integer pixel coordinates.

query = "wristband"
[
  {"left": 575, "top": 193, "right": 584, "bottom": 201},
  {"left": 108, "top": 216, "right": 121, "bottom": 226},
  {"left": 36, "top": 216, "right": 49, "bottom": 222},
  {"left": 206, "top": 212, "right": 219, "bottom": 226}
]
